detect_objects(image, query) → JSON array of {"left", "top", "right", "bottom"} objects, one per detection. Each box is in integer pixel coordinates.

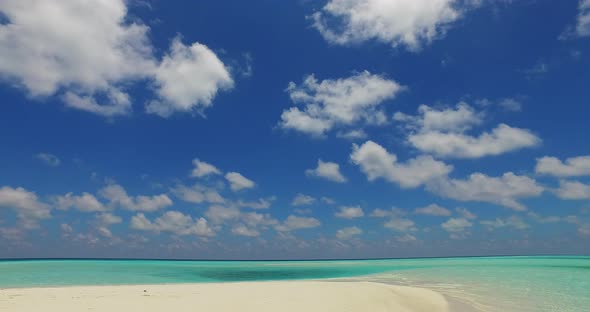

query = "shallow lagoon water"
[{"left": 1, "top": 256, "right": 588, "bottom": 311}]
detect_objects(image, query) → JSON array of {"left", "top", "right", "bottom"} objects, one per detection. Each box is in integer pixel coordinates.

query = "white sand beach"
[{"left": 0, "top": 281, "right": 450, "bottom": 312}]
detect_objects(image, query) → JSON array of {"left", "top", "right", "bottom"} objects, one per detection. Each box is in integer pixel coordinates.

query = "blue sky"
[{"left": 1, "top": 0, "right": 590, "bottom": 259}]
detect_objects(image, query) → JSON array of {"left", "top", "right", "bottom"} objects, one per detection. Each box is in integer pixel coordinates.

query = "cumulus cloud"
[
  {"left": 441, "top": 217, "right": 472, "bottom": 232},
  {"left": 414, "top": 204, "right": 451, "bottom": 216},
  {"left": 311, "top": 0, "right": 462, "bottom": 50},
  {"left": 395, "top": 103, "right": 540, "bottom": 158},
  {"left": 336, "top": 226, "right": 362, "bottom": 239},
  {"left": 191, "top": 159, "right": 222, "bottom": 178},
  {"left": 427, "top": 172, "right": 543, "bottom": 211},
  {"left": 204, "top": 205, "right": 241, "bottom": 224},
  {"left": 35, "top": 153, "right": 60, "bottom": 167},
  {"left": 384, "top": 218, "right": 416, "bottom": 232},
  {"left": 100, "top": 184, "right": 173, "bottom": 212},
  {"left": 291, "top": 193, "right": 316, "bottom": 206},
  {"left": 225, "top": 172, "right": 255, "bottom": 191},
  {"left": 335, "top": 206, "right": 365, "bottom": 219},
  {"left": 55, "top": 192, "right": 107, "bottom": 212},
  {"left": 95, "top": 213, "right": 123, "bottom": 238},
  {"left": 171, "top": 184, "right": 225, "bottom": 204},
  {"left": 351, "top": 140, "right": 452, "bottom": 188},
  {"left": 0, "top": 186, "right": 51, "bottom": 228},
  {"left": 146, "top": 38, "right": 233, "bottom": 117},
  {"left": 130, "top": 211, "right": 214, "bottom": 236},
  {"left": 305, "top": 159, "right": 347, "bottom": 183},
  {"left": 275, "top": 215, "right": 321, "bottom": 232},
  {"left": 480, "top": 216, "right": 529, "bottom": 230},
  {"left": 535, "top": 155, "right": 590, "bottom": 177},
  {"left": 554, "top": 180, "right": 590, "bottom": 200},
  {"left": 280, "top": 72, "right": 403, "bottom": 137},
  {"left": 0, "top": 0, "right": 232, "bottom": 117}
]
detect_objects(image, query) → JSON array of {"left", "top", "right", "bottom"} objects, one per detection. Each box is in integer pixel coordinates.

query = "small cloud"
[
  {"left": 291, "top": 193, "right": 316, "bottom": 206},
  {"left": 336, "top": 226, "right": 362, "bottom": 240},
  {"left": 306, "top": 159, "right": 347, "bottom": 183},
  {"left": 523, "top": 60, "right": 548, "bottom": 79},
  {"left": 335, "top": 206, "right": 364, "bottom": 219},
  {"left": 414, "top": 204, "right": 451, "bottom": 216},
  {"left": 35, "top": 153, "right": 60, "bottom": 167},
  {"left": 225, "top": 172, "right": 255, "bottom": 192},
  {"left": 191, "top": 159, "right": 222, "bottom": 178}
]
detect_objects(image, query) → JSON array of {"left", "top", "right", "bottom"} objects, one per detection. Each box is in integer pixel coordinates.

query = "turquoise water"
[{"left": 0, "top": 256, "right": 589, "bottom": 311}]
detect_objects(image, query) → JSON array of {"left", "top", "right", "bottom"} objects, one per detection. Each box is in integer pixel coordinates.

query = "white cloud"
[
  {"left": 100, "top": 184, "right": 173, "bottom": 212},
  {"left": 241, "top": 212, "right": 279, "bottom": 228},
  {"left": 336, "top": 226, "right": 362, "bottom": 239},
  {"left": 237, "top": 197, "right": 274, "bottom": 210},
  {"left": 336, "top": 129, "right": 368, "bottom": 140},
  {"left": 414, "top": 204, "right": 451, "bottom": 216},
  {"left": 305, "top": 159, "right": 347, "bottom": 183},
  {"left": 427, "top": 172, "right": 543, "bottom": 211},
  {"left": 0, "top": 186, "right": 51, "bottom": 228},
  {"left": 172, "top": 184, "right": 225, "bottom": 204},
  {"left": 191, "top": 159, "right": 222, "bottom": 178},
  {"left": 370, "top": 207, "right": 407, "bottom": 218},
  {"left": 130, "top": 211, "right": 214, "bottom": 236},
  {"left": 407, "top": 124, "right": 540, "bottom": 158},
  {"left": 384, "top": 218, "right": 416, "bottom": 232},
  {"left": 335, "top": 206, "right": 365, "bottom": 219},
  {"left": 280, "top": 72, "right": 403, "bottom": 137},
  {"left": 204, "top": 205, "right": 241, "bottom": 224},
  {"left": 321, "top": 197, "right": 336, "bottom": 205},
  {"left": 395, "top": 103, "right": 482, "bottom": 133},
  {"left": 0, "top": 0, "right": 232, "bottom": 117},
  {"left": 311, "top": 0, "right": 462, "bottom": 50},
  {"left": 498, "top": 98, "right": 523, "bottom": 112},
  {"left": 535, "top": 156, "right": 590, "bottom": 177},
  {"left": 275, "top": 215, "right": 321, "bottom": 232},
  {"left": 55, "top": 192, "right": 107, "bottom": 212},
  {"left": 231, "top": 224, "right": 260, "bottom": 237},
  {"left": 60, "top": 223, "right": 73, "bottom": 235},
  {"left": 291, "top": 193, "right": 316, "bottom": 206},
  {"left": 476, "top": 97, "right": 523, "bottom": 112},
  {"left": 480, "top": 216, "right": 529, "bottom": 230},
  {"left": 554, "top": 180, "right": 590, "bottom": 200},
  {"left": 225, "top": 172, "right": 255, "bottom": 191},
  {"left": 455, "top": 207, "right": 477, "bottom": 220},
  {"left": 351, "top": 140, "right": 452, "bottom": 188},
  {"left": 441, "top": 217, "right": 472, "bottom": 232},
  {"left": 396, "top": 103, "right": 540, "bottom": 158},
  {"left": 396, "top": 234, "right": 417, "bottom": 242},
  {"left": 35, "top": 153, "right": 60, "bottom": 167},
  {"left": 94, "top": 213, "right": 122, "bottom": 238},
  {"left": 576, "top": 0, "right": 590, "bottom": 37},
  {"left": 146, "top": 38, "right": 233, "bottom": 117}
]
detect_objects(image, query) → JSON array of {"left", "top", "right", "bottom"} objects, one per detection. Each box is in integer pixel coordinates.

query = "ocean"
[{"left": 0, "top": 256, "right": 588, "bottom": 311}]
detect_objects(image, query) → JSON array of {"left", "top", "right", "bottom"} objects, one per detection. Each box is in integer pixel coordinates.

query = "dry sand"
[{"left": 0, "top": 281, "right": 450, "bottom": 312}]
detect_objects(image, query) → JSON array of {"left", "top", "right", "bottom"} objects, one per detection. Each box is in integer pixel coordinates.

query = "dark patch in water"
[{"left": 197, "top": 268, "right": 347, "bottom": 281}]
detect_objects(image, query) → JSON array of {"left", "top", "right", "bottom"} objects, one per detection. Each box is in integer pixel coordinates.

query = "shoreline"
[{"left": 0, "top": 280, "right": 453, "bottom": 312}]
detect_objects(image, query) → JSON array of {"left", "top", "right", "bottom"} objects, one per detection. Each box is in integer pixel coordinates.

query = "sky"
[{"left": 0, "top": 0, "right": 590, "bottom": 260}]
